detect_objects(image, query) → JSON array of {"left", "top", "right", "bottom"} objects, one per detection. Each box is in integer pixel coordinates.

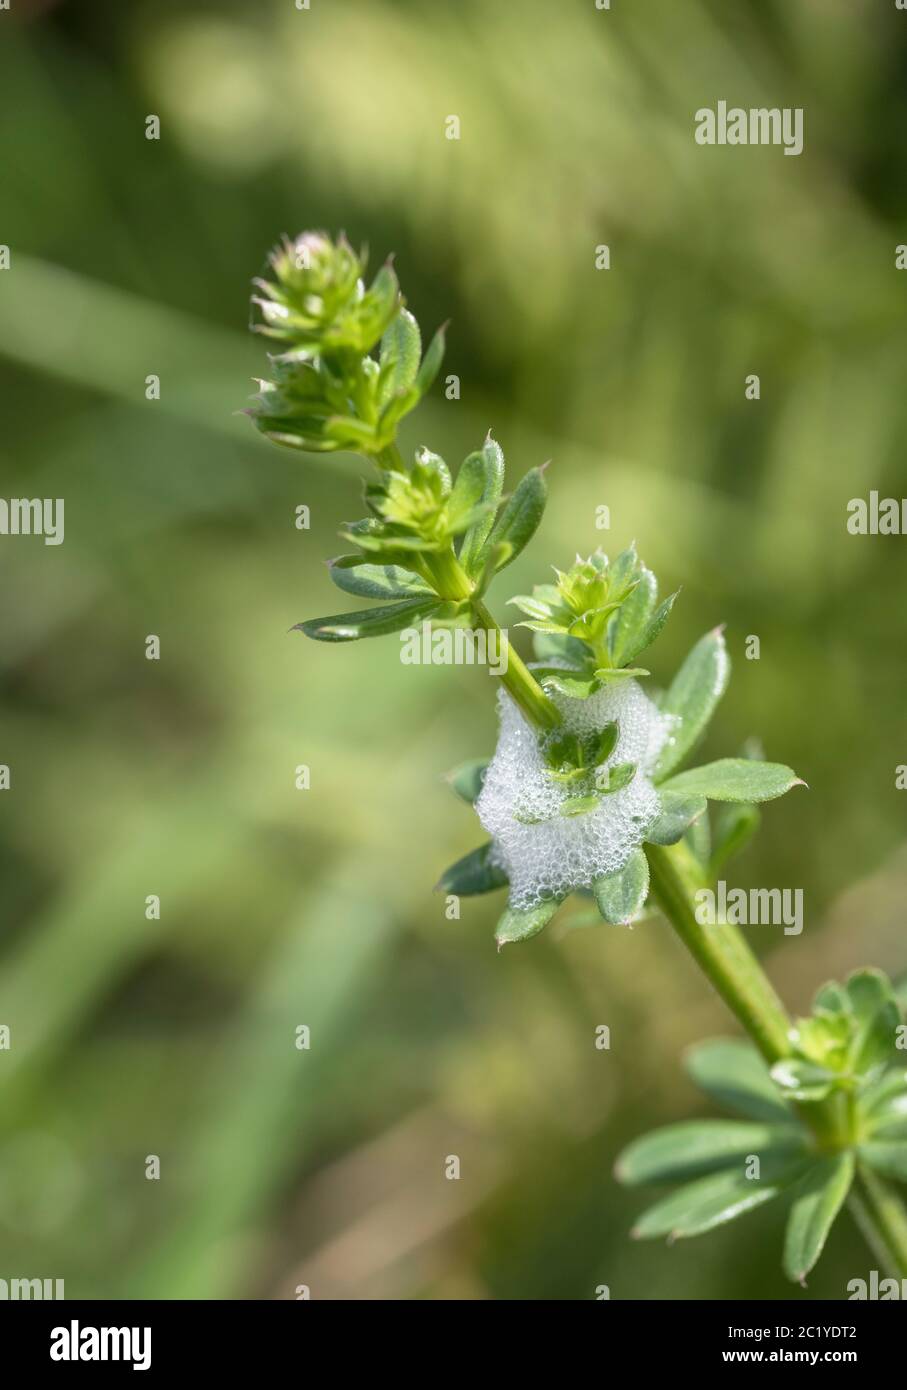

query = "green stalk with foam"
[{"left": 246, "top": 230, "right": 907, "bottom": 1288}]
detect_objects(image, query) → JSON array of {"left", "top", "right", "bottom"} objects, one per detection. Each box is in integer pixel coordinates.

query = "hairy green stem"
[
  {"left": 372, "top": 443, "right": 406, "bottom": 470},
  {"left": 423, "top": 544, "right": 562, "bottom": 731},
  {"left": 474, "top": 598, "right": 562, "bottom": 730},
  {"left": 426, "top": 546, "right": 473, "bottom": 602},
  {"left": 646, "top": 840, "right": 791, "bottom": 1064}
]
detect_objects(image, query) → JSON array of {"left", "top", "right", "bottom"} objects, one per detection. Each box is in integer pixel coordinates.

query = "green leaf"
[
  {"left": 379, "top": 308, "right": 421, "bottom": 400},
  {"left": 338, "top": 521, "right": 440, "bottom": 557},
  {"left": 611, "top": 583, "right": 678, "bottom": 669},
  {"left": 709, "top": 803, "right": 761, "bottom": 877},
  {"left": 435, "top": 843, "right": 507, "bottom": 897},
  {"left": 869, "top": 1109, "right": 907, "bottom": 1142},
  {"left": 846, "top": 969, "right": 901, "bottom": 1076},
  {"left": 783, "top": 1152, "right": 855, "bottom": 1283},
  {"left": 770, "top": 1058, "right": 836, "bottom": 1103},
  {"left": 558, "top": 794, "right": 602, "bottom": 818},
  {"left": 447, "top": 449, "right": 496, "bottom": 532},
  {"left": 360, "top": 262, "right": 401, "bottom": 344},
  {"left": 528, "top": 582, "right": 562, "bottom": 605},
  {"left": 377, "top": 384, "right": 420, "bottom": 434},
  {"left": 589, "top": 724, "right": 619, "bottom": 764},
  {"left": 258, "top": 425, "right": 339, "bottom": 453},
  {"left": 597, "top": 761, "right": 637, "bottom": 795},
  {"left": 607, "top": 542, "right": 640, "bottom": 593},
  {"left": 444, "top": 758, "right": 488, "bottom": 805},
  {"left": 458, "top": 437, "right": 505, "bottom": 577},
  {"left": 593, "top": 849, "right": 649, "bottom": 925},
  {"left": 343, "top": 531, "right": 440, "bottom": 555},
  {"left": 685, "top": 1038, "right": 795, "bottom": 1124},
  {"left": 791, "top": 1014, "right": 853, "bottom": 1074},
  {"left": 655, "top": 627, "right": 731, "bottom": 780},
  {"left": 416, "top": 321, "right": 446, "bottom": 396},
  {"left": 813, "top": 980, "right": 851, "bottom": 1015},
  {"left": 495, "top": 897, "right": 561, "bottom": 947},
  {"left": 862, "top": 1067, "right": 907, "bottom": 1111},
  {"left": 509, "top": 594, "right": 557, "bottom": 622},
  {"left": 449, "top": 502, "right": 498, "bottom": 539},
  {"left": 324, "top": 415, "right": 380, "bottom": 448},
  {"left": 473, "top": 540, "right": 513, "bottom": 599},
  {"left": 862, "top": 1070, "right": 907, "bottom": 1137},
  {"left": 412, "top": 447, "right": 452, "bottom": 494},
  {"left": 519, "top": 619, "right": 571, "bottom": 635},
  {"left": 634, "top": 591, "right": 679, "bottom": 660},
  {"left": 593, "top": 666, "right": 650, "bottom": 683},
  {"left": 481, "top": 464, "right": 547, "bottom": 575},
  {"left": 858, "top": 1142, "right": 907, "bottom": 1182},
  {"left": 328, "top": 557, "right": 434, "bottom": 600},
  {"left": 632, "top": 1162, "right": 803, "bottom": 1241},
  {"left": 607, "top": 564, "right": 656, "bottom": 667},
  {"left": 536, "top": 669, "right": 601, "bottom": 700},
  {"left": 645, "top": 791, "right": 707, "bottom": 846},
  {"left": 661, "top": 759, "right": 803, "bottom": 804},
  {"left": 616, "top": 1120, "right": 805, "bottom": 1186},
  {"left": 294, "top": 597, "right": 438, "bottom": 642},
  {"left": 865, "top": 1106, "right": 907, "bottom": 1142}
]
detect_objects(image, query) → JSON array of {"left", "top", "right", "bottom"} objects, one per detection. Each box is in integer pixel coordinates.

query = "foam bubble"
[{"left": 476, "top": 679, "right": 675, "bottom": 909}]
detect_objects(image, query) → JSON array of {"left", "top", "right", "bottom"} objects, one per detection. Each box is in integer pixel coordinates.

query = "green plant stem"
[
  {"left": 474, "top": 598, "right": 562, "bottom": 730},
  {"left": 426, "top": 546, "right": 474, "bottom": 602},
  {"left": 646, "top": 841, "right": 791, "bottom": 1064},
  {"left": 421, "top": 543, "right": 562, "bottom": 731},
  {"left": 848, "top": 1167, "right": 907, "bottom": 1277},
  {"left": 372, "top": 443, "right": 406, "bottom": 470}
]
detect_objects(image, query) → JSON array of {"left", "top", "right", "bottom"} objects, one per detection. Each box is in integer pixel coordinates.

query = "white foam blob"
[{"left": 476, "top": 678, "right": 676, "bottom": 909}]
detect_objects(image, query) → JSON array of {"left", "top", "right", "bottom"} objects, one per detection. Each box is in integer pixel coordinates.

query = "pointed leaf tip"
[
  {"left": 594, "top": 850, "right": 649, "bottom": 925},
  {"left": 494, "top": 897, "right": 561, "bottom": 946}
]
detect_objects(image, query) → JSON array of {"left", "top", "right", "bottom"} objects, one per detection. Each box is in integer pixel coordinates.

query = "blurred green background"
[{"left": 1, "top": 0, "right": 906, "bottom": 1300}]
